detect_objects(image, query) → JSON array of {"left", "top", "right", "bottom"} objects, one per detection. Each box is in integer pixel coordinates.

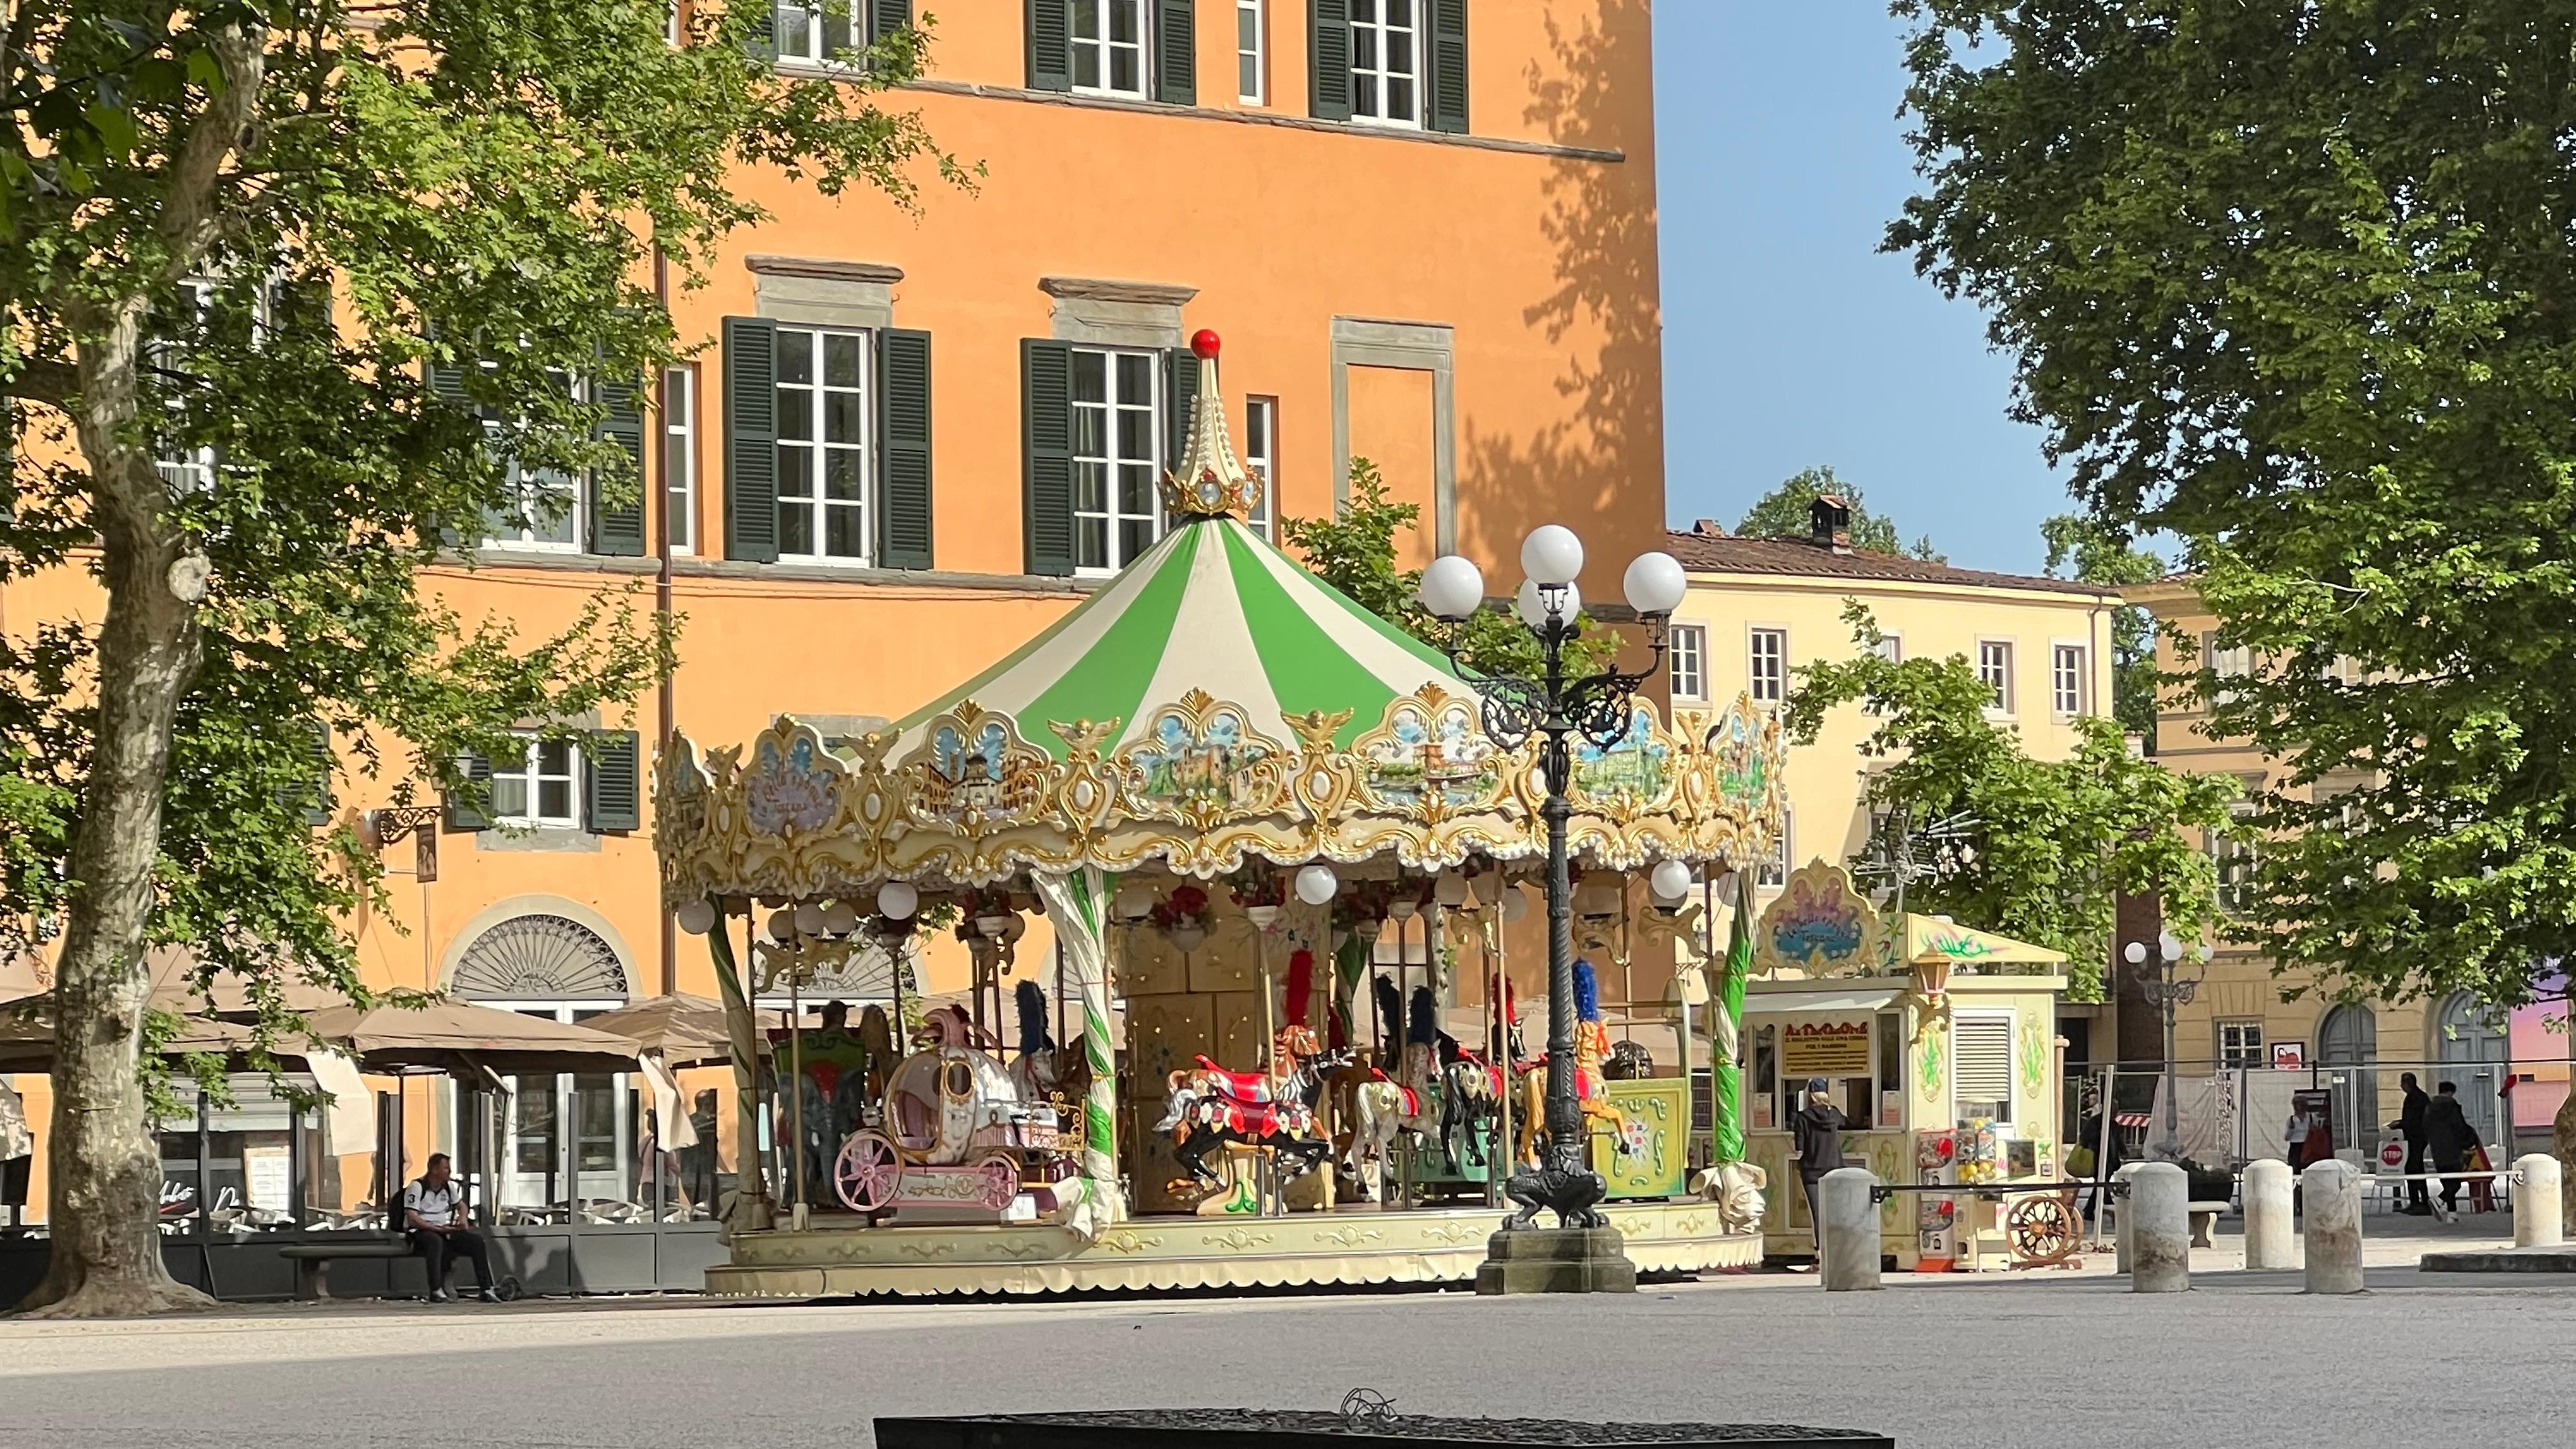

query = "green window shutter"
[
  {"left": 1163, "top": 346, "right": 1200, "bottom": 476},
  {"left": 745, "top": 1, "right": 780, "bottom": 60},
  {"left": 586, "top": 731, "right": 642, "bottom": 833},
  {"left": 427, "top": 349, "right": 472, "bottom": 548},
  {"left": 443, "top": 750, "right": 493, "bottom": 832},
  {"left": 294, "top": 723, "right": 335, "bottom": 827},
  {"left": 1154, "top": 0, "right": 1197, "bottom": 106},
  {"left": 722, "top": 316, "right": 780, "bottom": 564},
  {"left": 1309, "top": 0, "right": 1351, "bottom": 121},
  {"left": 1022, "top": 339, "right": 1077, "bottom": 577},
  {"left": 1428, "top": 0, "right": 1468, "bottom": 134},
  {"left": 1027, "top": 0, "right": 1072, "bottom": 91},
  {"left": 592, "top": 373, "right": 647, "bottom": 557},
  {"left": 869, "top": 0, "right": 913, "bottom": 39},
  {"left": 876, "top": 329, "right": 935, "bottom": 570}
]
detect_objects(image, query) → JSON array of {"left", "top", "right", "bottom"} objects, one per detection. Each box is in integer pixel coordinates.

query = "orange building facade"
[{"left": 3, "top": 1, "right": 1671, "bottom": 1221}]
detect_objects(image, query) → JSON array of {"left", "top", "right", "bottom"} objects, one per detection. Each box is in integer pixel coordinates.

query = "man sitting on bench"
[{"left": 403, "top": 1154, "right": 496, "bottom": 1303}]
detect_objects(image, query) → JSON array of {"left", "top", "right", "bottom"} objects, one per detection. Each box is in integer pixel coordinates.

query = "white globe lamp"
[
  {"left": 674, "top": 899, "right": 717, "bottom": 936},
  {"left": 1650, "top": 858, "right": 1693, "bottom": 903},
  {"left": 1294, "top": 863, "right": 1338, "bottom": 906},
  {"left": 1501, "top": 885, "right": 1530, "bottom": 922},
  {"left": 766, "top": 907, "right": 797, "bottom": 943},
  {"left": 1418, "top": 554, "right": 1487, "bottom": 622},
  {"left": 1516, "top": 577, "right": 1582, "bottom": 631},
  {"left": 2123, "top": 940, "right": 2148, "bottom": 966},
  {"left": 876, "top": 879, "right": 919, "bottom": 922},
  {"left": 794, "top": 901, "right": 826, "bottom": 938},
  {"left": 821, "top": 899, "right": 860, "bottom": 937},
  {"left": 1622, "top": 551, "right": 1687, "bottom": 619},
  {"left": 1521, "top": 524, "right": 1585, "bottom": 587}
]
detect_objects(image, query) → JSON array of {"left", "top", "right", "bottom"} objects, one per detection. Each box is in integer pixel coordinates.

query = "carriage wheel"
[
  {"left": 2006, "top": 1193, "right": 2080, "bottom": 1265},
  {"left": 972, "top": 1153, "right": 1023, "bottom": 1212},
  {"left": 835, "top": 1131, "right": 904, "bottom": 1214}
]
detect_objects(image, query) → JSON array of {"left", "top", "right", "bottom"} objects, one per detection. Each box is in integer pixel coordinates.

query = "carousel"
[{"left": 653, "top": 334, "right": 1789, "bottom": 1296}]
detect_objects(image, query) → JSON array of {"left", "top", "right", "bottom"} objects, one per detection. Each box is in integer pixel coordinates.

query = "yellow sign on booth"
[{"left": 1780, "top": 1020, "right": 1872, "bottom": 1078}]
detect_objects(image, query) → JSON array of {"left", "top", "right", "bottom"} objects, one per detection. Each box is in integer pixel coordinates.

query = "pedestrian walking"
[
  {"left": 2421, "top": 1081, "right": 2479, "bottom": 1222},
  {"left": 1789, "top": 1079, "right": 1853, "bottom": 1271},
  {"left": 2389, "top": 1073, "right": 2432, "bottom": 1214},
  {"left": 2283, "top": 1106, "right": 2313, "bottom": 1170}
]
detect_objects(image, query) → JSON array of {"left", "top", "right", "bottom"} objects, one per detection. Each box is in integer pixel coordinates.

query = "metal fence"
[{"left": 2066, "top": 1057, "right": 2558, "bottom": 1172}]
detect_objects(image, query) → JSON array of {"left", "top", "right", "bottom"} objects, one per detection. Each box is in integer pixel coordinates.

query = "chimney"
[
  {"left": 1809, "top": 494, "right": 1852, "bottom": 554},
  {"left": 1691, "top": 518, "right": 1726, "bottom": 538}
]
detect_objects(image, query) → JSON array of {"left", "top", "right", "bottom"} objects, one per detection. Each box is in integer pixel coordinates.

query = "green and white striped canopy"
[{"left": 892, "top": 516, "right": 1464, "bottom": 759}]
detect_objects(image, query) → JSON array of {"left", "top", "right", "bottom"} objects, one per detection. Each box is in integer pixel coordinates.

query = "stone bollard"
[
  {"left": 2129, "top": 1161, "right": 2190, "bottom": 1293},
  {"left": 2110, "top": 1163, "right": 2145, "bottom": 1274},
  {"left": 2302, "top": 1159, "right": 2366, "bottom": 1294},
  {"left": 2242, "top": 1158, "right": 2298, "bottom": 1270},
  {"left": 2513, "top": 1154, "right": 2564, "bottom": 1248},
  {"left": 1819, "top": 1166, "right": 1881, "bottom": 1291}
]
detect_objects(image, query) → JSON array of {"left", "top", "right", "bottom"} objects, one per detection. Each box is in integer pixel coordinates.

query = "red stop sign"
[{"left": 2381, "top": 1140, "right": 2405, "bottom": 1168}]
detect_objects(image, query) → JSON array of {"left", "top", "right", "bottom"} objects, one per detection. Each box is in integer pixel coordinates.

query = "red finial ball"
[{"left": 1190, "top": 329, "right": 1222, "bottom": 359}]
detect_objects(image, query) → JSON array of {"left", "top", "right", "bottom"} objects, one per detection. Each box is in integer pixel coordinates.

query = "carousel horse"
[
  {"left": 1441, "top": 1050, "right": 1506, "bottom": 1168},
  {"left": 1346, "top": 984, "right": 1443, "bottom": 1197},
  {"left": 1514, "top": 959, "right": 1627, "bottom": 1166},
  {"left": 1604, "top": 1040, "right": 1656, "bottom": 1080},
  {"left": 1153, "top": 1028, "right": 1353, "bottom": 1194}
]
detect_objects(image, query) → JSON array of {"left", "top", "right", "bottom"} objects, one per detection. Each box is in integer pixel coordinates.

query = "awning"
[{"left": 1741, "top": 984, "right": 1906, "bottom": 1015}]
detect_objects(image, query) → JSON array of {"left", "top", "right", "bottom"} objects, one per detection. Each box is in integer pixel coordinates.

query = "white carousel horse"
[{"left": 1345, "top": 1038, "right": 1440, "bottom": 1200}]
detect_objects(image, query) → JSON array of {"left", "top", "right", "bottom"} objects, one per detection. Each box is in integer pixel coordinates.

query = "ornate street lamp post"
[
  {"left": 1418, "top": 527, "right": 1686, "bottom": 1290},
  {"left": 2125, "top": 931, "right": 2210, "bottom": 1162}
]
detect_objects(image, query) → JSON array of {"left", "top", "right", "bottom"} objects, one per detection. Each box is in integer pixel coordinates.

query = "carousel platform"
[{"left": 705, "top": 1198, "right": 1759, "bottom": 1298}]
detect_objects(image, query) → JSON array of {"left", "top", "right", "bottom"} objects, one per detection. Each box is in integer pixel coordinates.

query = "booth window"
[
  {"left": 1953, "top": 1013, "right": 2015, "bottom": 1124},
  {"left": 1875, "top": 1011, "right": 1903, "bottom": 1126}
]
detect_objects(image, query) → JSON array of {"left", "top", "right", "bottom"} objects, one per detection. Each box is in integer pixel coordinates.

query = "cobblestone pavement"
[{"left": 1, "top": 1252, "right": 2568, "bottom": 1449}]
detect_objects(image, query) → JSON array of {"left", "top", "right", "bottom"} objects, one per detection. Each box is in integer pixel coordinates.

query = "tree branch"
[
  {"left": 3, "top": 357, "right": 78, "bottom": 408},
  {"left": 151, "top": 24, "right": 264, "bottom": 295}
]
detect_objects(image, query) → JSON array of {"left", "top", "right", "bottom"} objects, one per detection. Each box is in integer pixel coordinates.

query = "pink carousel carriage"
[{"left": 830, "top": 1005, "right": 1075, "bottom": 1224}]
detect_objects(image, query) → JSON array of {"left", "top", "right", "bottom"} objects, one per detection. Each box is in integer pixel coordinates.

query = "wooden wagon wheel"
[
  {"left": 835, "top": 1130, "right": 904, "bottom": 1214},
  {"left": 2006, "top": 1192, "right": 2081, "bottom": 1265}
]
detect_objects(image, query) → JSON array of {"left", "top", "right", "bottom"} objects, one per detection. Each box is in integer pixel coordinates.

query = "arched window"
[
  {"left": 451, "top": 913, "right": 628, "bottom": 1001},
  {"left": 2316, "top": 1005, "right": 2377, "bottom": 1151}
]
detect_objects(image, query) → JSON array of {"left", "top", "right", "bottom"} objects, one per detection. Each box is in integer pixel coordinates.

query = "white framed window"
[
  {"left": 1072, "top": 0, "right": 1149, "bottom": 97},
  {"left": 1349, "top": 0, "right": 1422, "bottom": 127},
  {"left": 482, "top": 370, "right": 586, "bottom": 554},
  {"left": 1748, "top": 627, "right": 1787, "bottom": 704},
  {"left": 1243, "top": 394, "right": 1278, "bottom": 538},
  {"left": 1872, "top": 633, "right": 1903, "bottom": 663},
  {"left": 2051, "top": 643, "right": 2089, "bottom": 718},
  {"left": 1237, "top": 0, "right": 1267, "bottom": 104},
  {"left": 153, "top": 279, "right": 217, "bottom": 494},
  {"left": 2202, "top": 630, "right": 2252, "bottom": 706},
  {"left": 774, "top": 1, "right": 857, "bottom": 66},
  {"left": 775, "top": 325, "right": 872, "bottom": 564},
  {"left": 1757, "top": 807, "right": 1792, "bottom": 888},
  {"left": 663, "top": 364, "right": 696, "bottom": 555},
  {"left": 1978, "top": 639, "right": 2014, "bottom": 714},
  {"left": 1667, "top": 623, "right": 1708, "bottom": 703},
  {"left": 1953, "top": 1013, "right": 2015, "bottom": 1124},
  {"left": 492, "top": 735, "right": 583, "bottom": 828},
  {"left": 2217, "top": 1019, "right": 2265, "bottom": 1070},
  {"left": 1072, "top": 346, "right": 1161, "bottom": 573},
  {"left": 666, "top": 0, "right": 682, "bottom": 45}
]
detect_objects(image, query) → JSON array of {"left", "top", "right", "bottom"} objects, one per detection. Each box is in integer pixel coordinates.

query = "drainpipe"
[{"left": 653, "top": 246, "right": 677, "bottom": 996}]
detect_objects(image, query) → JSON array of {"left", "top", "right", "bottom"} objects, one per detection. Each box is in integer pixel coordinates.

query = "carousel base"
[{"left": 706, "top": 1198, "right": 1755, "bottom": 1299}]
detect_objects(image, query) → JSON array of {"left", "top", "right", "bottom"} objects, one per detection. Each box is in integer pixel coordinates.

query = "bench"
[
  {"left": 2187, "top": 1200, "right": 2230, "bottom": 1248},
  {"left": 277, "top": 1236, "right": 415, "bottom": 1301}
]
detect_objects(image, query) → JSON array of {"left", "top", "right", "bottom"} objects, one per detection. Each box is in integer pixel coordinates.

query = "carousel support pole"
[
  {"left": 1320, "top": 921, "right": 1337, "bottom": 1214},
  {"left": 788, "top": 968, "right": 808, "bottom": 1228}
]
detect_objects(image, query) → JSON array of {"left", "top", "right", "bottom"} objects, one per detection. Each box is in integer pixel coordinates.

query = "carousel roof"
[{"left": 890, "top": 513, "right": 1462, "bottom": 761}]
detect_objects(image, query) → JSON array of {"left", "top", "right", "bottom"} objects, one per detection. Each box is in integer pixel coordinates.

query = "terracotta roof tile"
[{"left": 1664, "top": 530, "right": 2120, "bottom": 598}]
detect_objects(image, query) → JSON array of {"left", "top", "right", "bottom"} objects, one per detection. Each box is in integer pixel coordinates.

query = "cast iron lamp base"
[{"left": 1478, "top": 1158, "right": 1635, "bottom": 1294}]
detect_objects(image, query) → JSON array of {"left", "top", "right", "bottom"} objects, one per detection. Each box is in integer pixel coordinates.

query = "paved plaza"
[{"left": 3, "top": 1234, "right": 2569, "bottom": 1449}]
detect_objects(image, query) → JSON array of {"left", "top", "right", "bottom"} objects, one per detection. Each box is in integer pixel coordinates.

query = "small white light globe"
[
  {"left": 821, "top": 899, "right": 860, "bottom": 937},
  {"left": 2123, "top": 941, "right": 2148, "bottom": 966},
  {"left": 1622, "top": 551, "right": 1688, "bottom": 617},
  {"left": 1294, "top": 863, "right": 1338, "bottom": 906},
  {"left": 766, "top": 907, "right": 798, "bottom": 943},
  {"left": 1521, "top": 524, "right": 1585, "bottom": 587},
  {"left": 1516, "top": 577, "right": 1582, "bottom": 631},
  {"left": 1418, "top": 554, "right": 1487, "bottom": 621},
  {"left": 1434, "top": 872, "right": 1470, "bottom": 908},
  {"left": 795, "top": 901, "right": 826, "bottom": 937},
  {"left": 2157, "top": 930, "right": 2181, "bottom": 961},
  {"left": 1650, "top": 859, "right": 1693, "bottom": 902},
  {"left": 1501, "top": 885, "right": 1530, "bottom": 922},
  {"left": 876, "top": 879, "right": 919, "bottom": 921},
  {"left": 1389, "top": 897, "right": 1418, "bottom": 922},
  {"left": 674, "top": 899, "right": 717, "bottom": 936}
]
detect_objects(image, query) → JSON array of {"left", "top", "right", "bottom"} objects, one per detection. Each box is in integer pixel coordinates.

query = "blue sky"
[{"left": 1653, "top": 4, "right": 2067, "bottom": 577}]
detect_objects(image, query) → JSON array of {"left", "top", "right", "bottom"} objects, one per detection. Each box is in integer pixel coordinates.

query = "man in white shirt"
[{"left": 403, "top": 1153, "right": 495, "bottom": 1303}]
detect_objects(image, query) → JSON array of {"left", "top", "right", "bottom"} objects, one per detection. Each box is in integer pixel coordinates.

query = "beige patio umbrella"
[
  {"left": 0, "top": 995, "right": 271, "bottom": 1073},
  {"left": 581, "top": 993, "right": 732, "bottom": 1066},
  {"left": 299, "top": 1000, "right": 640, "bottom": 1076}
]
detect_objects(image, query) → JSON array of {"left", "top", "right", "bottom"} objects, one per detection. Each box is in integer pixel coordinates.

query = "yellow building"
[
  {"left": 1663, "top": 500, "right": 2121, "bottom": 907},
  {"left": 2129, "top": 580, "right": 2538, "bottom": 1161}
]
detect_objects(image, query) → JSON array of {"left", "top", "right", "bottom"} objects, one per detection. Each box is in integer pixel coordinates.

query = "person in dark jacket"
[
  {"left": 2388, "top": 1073, "right": 2432, "bottom": 1214},
  {"left": 2421, "top": 1080, "right": 2481, "bottom": 1220},
  {"left": 1790, "top": 1079, "right": 1854, "bottom": 1267}
]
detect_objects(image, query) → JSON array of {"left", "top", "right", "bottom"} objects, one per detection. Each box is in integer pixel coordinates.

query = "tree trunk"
[
  {"left": 19, "top": 303, "right": 215, "bottom": 1317},
  {"left": 2555, "top": 1080, "right": 2576, "bottom": 1239}
]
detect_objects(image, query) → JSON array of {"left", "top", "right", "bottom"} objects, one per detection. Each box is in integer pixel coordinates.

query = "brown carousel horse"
[{"left": 1513, "top": 961, "right": 1627, "bottom": 1166}]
